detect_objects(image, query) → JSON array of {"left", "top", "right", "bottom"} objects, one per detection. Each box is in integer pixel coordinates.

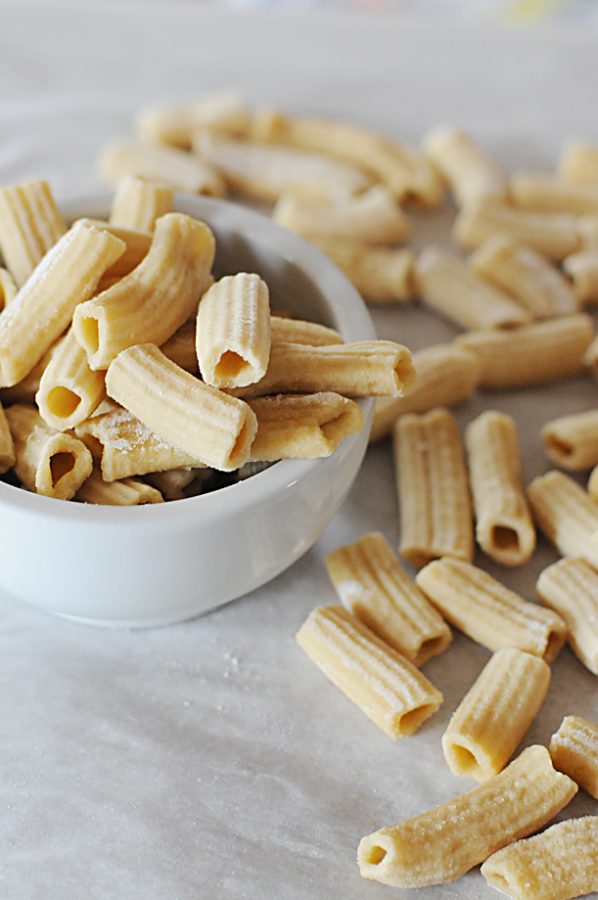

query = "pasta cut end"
[
  {"left": 544, "top": 627, "right": 567, "bottom": 664},
  {"left": 490, "top": 524, "right": 520, "bottom": 552},
  {"left": 46, "top": 386, "right": 82, "bottom": 419},
  {"left": 357, "top": 833, "right": 398, "bottom": 883},
  {"left": 413, "top": 632, "right": 452, "bottom": 668},
  {"left": 225, "top": 411, "right": 258, "bottom": 471},
  {"left": 49, "top": 451, "right": 76, "bottom": 487},
  {"left": 213, "top": 350, "right": 253, "bottom": 385},
  {"left": 443, "top": 736, "right": 492, "bottom": 782},
  {"left": 392, "top": 702, "right": 438, "bottom": 737}
]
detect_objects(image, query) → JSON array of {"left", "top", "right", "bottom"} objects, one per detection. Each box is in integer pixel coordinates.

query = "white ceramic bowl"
[{"left": 0, "top": 194, "right": 375, "bottom": 627}]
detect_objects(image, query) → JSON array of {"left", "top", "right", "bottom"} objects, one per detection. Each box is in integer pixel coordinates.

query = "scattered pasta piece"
[
  {"left": 563, "top": 251, "right": 598, "bottom": 305},
  {"left": 549, "top": 715, "right": 598, "bottom": 799},
  {"left": 537, "top": 559, "right": 598, "bottom": 676},
  {"left": 512, "top": 171, "right": 598, "bottom": 214},
  {"left": 542, "top": 409, "right": 598, "bottom": 471},
  {"left": 100, "top": 139, "right": 225, "bottom": 195},
  {"left": 423, "top": 127, "right": 508, "bottom": 207},
  {"left": 137, "top": 91, "right": 250, "bottom": 148},
  {"left": 559, "top": 140, "right": 598, "bottom": 184},
  {"left": 527, "top": 470, "right": 598, "bottom": 570},
  {"left": 313, "top": 240, "right": 415, "bottom": 304}
]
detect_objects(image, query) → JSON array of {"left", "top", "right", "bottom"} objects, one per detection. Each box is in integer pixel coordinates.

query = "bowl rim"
[{"left": 0, "top": 192, "right": 375, "bottom": 522}]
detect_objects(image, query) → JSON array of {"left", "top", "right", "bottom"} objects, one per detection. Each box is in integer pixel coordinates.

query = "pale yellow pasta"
[
  {"left": 0, "top": 268, "right": 17, "bottom": 308},
  {"left": 370, "top": 344, "right": 479, "bottom": 443},
  {"left": 145, "top": 468, "right": 202, "bottom": 501},
  {"left": 357, "top": 745, "right": 577, "bottom": 889},
  {"left": 559, "top": 140, "right": 598, "bottom": 184},
  {"left": 589, "top": 464, "right": 598, "bottom": 501},
  {"left": 415, "top": 558, "right": 567, "bottom": 661},
  {"left": 0, "top": 349, "right": 53, "bottom": 406},
  {"left": 109, "top": 176, "right": 173, "bottom": 231},
  {"left": 6, "top": 404, "right": 93, "bottom": 500},
  {"left": 423, "top": 127, "right": 508, "bottom": 207},
  {"left": 100, "top": 139, "right": 225, "bottom": 196},
  {"left": 193, "top": 132, "right": 371, "bottom": 201},
  {"left": 415, "top": 246, "right": 530, "bottom": 331},
  {"left": 248, "top": 392, "right": 364, "bottom": 461},
  {"left": 512, "top": 172, "right": 598, "bottom": 214},
  {"left": 454, "top": 199, "right": 580, "bottom": 260},
  {"left": 106, "top": 343, "right": 257, "bottom": 472},
  {"left": 0, "top": 180, "right": 66, "bottom": 286},
  {"left": 270, "top": 316, "right": 341, "bottom": 348},
  {"left": 36, "top": 328, "right": 106, "bottom": 431},
  {"left": 0, "top": 221, "right": 125, "bottom": 388},
  {"left": 78, "top": 219, "right": 152, "bottom": 280},
  {"left": 542, "top": 410, "right": 598, "bottom": 470},
  {"left": 394, "top": 408, "right": 473, "bottom": 567},
  {"left": 466, "top": 411, "right": 535, "bottom": 566},
  {"left": 295, "top": 604, "right": 443, "bottom": 739},
  {"left": 160, "top": 320, "right": 200, "bottom": 373},
  {"left": 442, "top": 649, "right": 550, "bottom": 782},
  {"left": 0, "top": 403, "right": 15, "bottom": 473},
  {"left": 481, "top": 816, "right": 598, "bottom": 900},
  {"left": 74, "top": 213, "right": 215, "bottom": 370},
  {"left": 527, "top": 470, "right": 598, "bottom": 570},
  {"left": 471, "top": 235, "right": 577, "bottom": 319},
  {"left": 454, "top": 314, "right": 594, "bottom": 389},
  {"left": 232, "top": 340, "right": 415, "bottom": 399},
  {"left": 137, "top": 91, "right": 250, "bottom": 147},
  {"left": 314, "top": 240, "right": 415, "bottom": 304},
  {"left": 75, "top": 405, "right": 202, "bottom": 482},
  {"left": 251, "top": 108, "right": 443, "bottom": 206},
  {"left": 196, "top": 273, "right": 271, "bottom": 388},
  {"left": 549, "top": 715, "right": 598, "bottom": 799},
  {"left": 325, "top": 531, "right": 452, "bottom": 666},
  {"left": 537, "top": 558, "right": 598, "bottom": 676},
  {"left": 273, "top": 186, "right": 410, "bottom": 246},
  {"left": 76, "top": 469, "right": 163, "bottom": 506},
  {"left": 563, "top": 251, "right": 598, "bottom": 305}
]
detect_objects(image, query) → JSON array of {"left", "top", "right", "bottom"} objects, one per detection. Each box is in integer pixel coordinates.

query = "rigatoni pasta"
[
  {"left": 357, "top": 745, "right": 577, "bottom": 888},
  {"left": 76, "top": 469, "right": 163, "bottom": 506},
  {"left": 324, "top": 531, "right": 452, "bottom": 666},
  {"left": 511, "top": 171, "right": 598, "bottom": 214},
  {"left": 313, "top": 240, "right": 415, "bottom": 304},
  {"left": 442, "top": 648, "right": 550, "bottom": 782},
  {"left": 36, "top": 328, "right": 106, "bottom": 431},
  {"left": 549, "top": 715, "right": 598, "bottom": 799},
  {"left": 527, "top": 470, "right": 598, "bottom": 570},
  {"left": 0, "top": 268, "right": 17, "bottom": 308},
  {"left": 537, "top": 558, "right": 598, "bottom": 675},
  {"left": 542, "top": 409, "right": 598, "bottom": 470},
  {"left": 559, "top": 140, "right": 598, "bottom": 184},
  {"left": 0, "top": 179, "right": 66, "bottom": 286},
  {"left": 100, "top": 139, "right": 225, "bottom": 196},
  {"left": 465, "top": 410, "right": 535, "bottom": 566},
  {"left": 414, "top": 246, "right": 531, "bottom": 331},
  {"left": 109, "top": 176, "right": 173, "bottom": 232},
  {"left": 270, "top": 316, "right": 341, "bottom": 348},
  {"left": 295, "top": 604, "right": 443, "bottom": 739},
  {"left": 481, "top": 816, "right": 598, "bottom": 900},
  {"left": 423, "top": 127, "right": 508, "bottom": 207},
  {"left": 415, "top": 558, "right": 567, "bottom": 661},
  {"left": 145, "top": 468, "right": 203, "bottom": 501},
  {"left": 137, "top": 91, "right": 250, "bottom": 147},
  {"left": 563, "top": 251, "right": 598, "bottom": 305},
  {"left": 394, "top": 408, "right": 473, "bottom": 566}
]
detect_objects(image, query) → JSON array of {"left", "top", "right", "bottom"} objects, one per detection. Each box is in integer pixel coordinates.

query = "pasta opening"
[
  {"left": 490, "top": 525, "right": 520, "bottom": 553},
  {"left": 214, "top": 350, "right": 251, "bottom": 382},
  {"left": 544, "top": 628, "right": 566, "bottom": 663},
  {"left": 49, "top": 452, "right": 76, "bottom": 486},
  {"left": 393, "top": 356, "right": 415, "bottom": 393},
  {"left": 79, "top": 316, "right": 100, "bottom": 355},
  {"left": 485, "top": 873, "right": 511, "bottom": 892},
  {"left": 396, "top": 704, "right": 435, "bottom": 736},
  {"left": 321, "top": 412, "right": 351, "bottom": 443},
  {"left": 416, "top": 635, "right": 447, "bottom": 665},
  {"left": 365, "top": 846, "right": 387, "bottom": 866},
  {"left": 46, "top": 386, "right": 81, "bottom": 419},
  {"left": 228, "top": 418, "right": 254, "bottom": 469},
  {"left": 449, "top": 743, "right": 480, "bottom": 775},
  {"left": 546, "top": 434, "right": 573, "bottom": 459}
]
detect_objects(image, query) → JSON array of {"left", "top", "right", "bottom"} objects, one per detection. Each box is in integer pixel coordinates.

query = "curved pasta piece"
[
  {"left": 423, "top": 127, "right": 508, "bottom": 207},
  {"left": 73, "top": 213, "right": 215, "bottom": 371},
  {"left": 100, "top": 139, "right": 225, "bottom": 196}
]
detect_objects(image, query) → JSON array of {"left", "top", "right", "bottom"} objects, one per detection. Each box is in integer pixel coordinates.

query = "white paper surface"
[{"left": 0, "top": 4, "right": 596, "bottom": 898}]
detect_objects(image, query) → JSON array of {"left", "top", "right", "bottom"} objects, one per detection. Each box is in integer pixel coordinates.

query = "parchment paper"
[{"left": 0, "top": 4, "right": 596, "bottom": 897}]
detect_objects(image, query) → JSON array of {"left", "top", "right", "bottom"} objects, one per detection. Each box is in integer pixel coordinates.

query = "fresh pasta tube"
[
  {"left": 559, "top": 140, "right": 598, "bottom": 184},
  {"left": 454, "top": 314, "right": 594, "bottom": 389},
  {"left": 415, "top": 558, "right": 567, "bottom": 660},
  {"left": 248, "top": 392, "right": 364, "bottom": 461},
  {"left": 527, "top": 470, "right": 598, "bottom": 569},
  {"left": 145, "top": 468, "right": 201, "bottom": 501},
  {"left": 76, "top": 469, "right": 163, "bottom": 505},
  {"left": 0, "top": 180, "right": 66, "bottom": 286},
  {"left": 75, "top": 405, "right": 202, "bottom": 482},
  {"left": 423, "top": 127, "right": 508, "bottom": 207},
  {"left": 324, "top": 531, "right": 452, "bottom": 666},
  {"left": 73, "top": 213, "right": 215, "bottom": 370},
  {"left": 314, "top": 240, "right": 415, "bottom": 304},
  {"left": 251, "top": 108, "right": 443, "bottom": 206},
  {"left": 273, "top": 186, "right": 411, "bottom": 246},
  {"left": 193, "top": 132, "right": 371, "bottom": 201},
  {"left": 542, "top": 410, "right": 598, "bottom": 470},
  {"left": 232, "top": 340, "right": 415, "bottom": 399},
  {"left": 0, "top": 268, "right": 17, "bottom": 308},
  {"left": 442, "top": 649, "right": 550, "bottom": 782},
  {"left": 465, "top": 411, "right": 535, "bottom": 566},
  {"left": 106, "top": 344, "right": 257, "bottom": 471},
  {"left": 99, "top": 139, "right": 225, "bottom": 196},
  {"left": 537, "top": 558, "right": 598, "bottom": 675},
  {"left": 481, "top": 816, "right": 598, "bottom": 900},
  {"left": 137, "top": 91, "right": 251, "bottom": 147},
  {"left": 0, "top": 403, "right": 15, "bottom": 473},
  {"left": 357, "top": 745, "right": 577, "bottom": 888},
  {"left": 270, "top": 316, "right": 341, "bottom": 347},
  {"left": 0, "top": 221, "right": 125, "bottom": 387},
  {"left": 394, "top": 408, "right": 473, "bottom": 566},
  {"left": 196, "top": 273, "right": 271, "bottom": 388},
  {"left": 36, "top": 328, "right": 106, "bottom": 431},
  {"left": 0, "top": 350, "right": 52, "bottom": 406},
  {"left": 6, "top": 404, "right": 93, "bottom": 500},
  {"left": 512, "top": 172, "right": 598, "bottom": 214},
  {"left": 370, "top": 344, "right": 478, "bottom": 442},
  {"left": 78, "top": 220, "right": 152, "bottom": 279},
  {"left": 160, "top": 320, "right": 200, "bottom": 373},
  {"left": 454, "top": 199, "right": 580, "bottom": 260},
  {"left": 563, "top": 251, "right": 598, "bottom": 305},
  {"left": 295, "top": 604, "right": 443, "bottom": 739},
  {"left": 470, "top": 235, "right": 577, "bottom": 319},
  {"left": 109, "top": 176, "right": 173, "bottom": 231},
  {"left": 549, "top": 715, "right": 598, "bottom": 799},
  {"left": 414, "top": 246, "right": 531, "bottom": 330}
]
